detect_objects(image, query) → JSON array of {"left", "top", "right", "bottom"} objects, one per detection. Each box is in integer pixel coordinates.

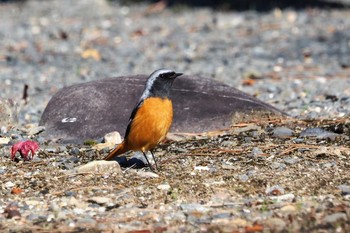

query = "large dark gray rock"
[{"left": 39, "top": 75, "right": 286, "bottom": 143}]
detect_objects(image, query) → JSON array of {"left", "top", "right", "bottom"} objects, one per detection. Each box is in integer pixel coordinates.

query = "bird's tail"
[{"left": 104, "top": 141, "right": 128, "bottom": 160}]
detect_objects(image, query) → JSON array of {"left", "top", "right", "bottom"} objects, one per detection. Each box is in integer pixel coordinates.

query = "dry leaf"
[
  {"left": 245, "top": 224, "right": 264, "bottom": 232},
  {"left": 81, "top": 48, "right": 101, "bottom": 61},
  {"left": 11, "top": 187, "right": 23, "bottom": 195}
]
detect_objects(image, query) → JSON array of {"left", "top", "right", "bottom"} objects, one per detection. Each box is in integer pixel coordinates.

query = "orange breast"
[{"left": 125, "top": 97, "right": 173, "bottom": 152}]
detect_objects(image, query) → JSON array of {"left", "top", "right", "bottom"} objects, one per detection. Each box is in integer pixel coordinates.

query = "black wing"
[{"left": 124, "top": 100, "right": 144, "bottom": 139}]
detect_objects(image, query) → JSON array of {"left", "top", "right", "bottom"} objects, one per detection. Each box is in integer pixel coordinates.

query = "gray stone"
[
  {"left": 180, "top": 203, "right": 209, "bottom": 212},
  {"left": 272, "top": 127, "right": 293, "bottom": 138},
  {"left": 284, "top": 157, "right": 300, "bottom": 165},
  {"left": 72, "top": 160, "right": 121, "bottom": 174},
  {"left": 238, "top": 174, "right": 249, "bottom": 182},
  {"left": 39, "top": 75, "right": 286, "bottom": 143},
  {"left": 69, "top": 147, "right": 80, "bottom": 155},
  {"left": 323, "top": 213, "right": 347, "bottom": 223},
  {"left": 271, "top": 162, "right": 287, "bottom": 170},
  {"left": 300, "top": 127, "right": 347, "bottom": 141},
  {"left": 338, "top": 185, "right": 350, "bottom": 195},
  {"left": 250, "top": 147, "right": 263, "bottom": 157}
]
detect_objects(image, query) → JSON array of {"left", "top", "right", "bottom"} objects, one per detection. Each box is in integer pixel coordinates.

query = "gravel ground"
[
  {"left": 0, "top": 0, "right": 350, "bottom": 122},
  {"left": 1, "top": 119, "right": 350, "bottom": 232},
  {"left": 1, "top": 0, "right": 350, "bottom": 232}
]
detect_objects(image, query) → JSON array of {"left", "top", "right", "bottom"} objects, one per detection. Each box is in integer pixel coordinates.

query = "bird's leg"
[
  {"left": 150, "top": 150, "right": 159, "bottom": 171},
  {"left": 142, "top": 152, "right": 155, "bottom": 172}
]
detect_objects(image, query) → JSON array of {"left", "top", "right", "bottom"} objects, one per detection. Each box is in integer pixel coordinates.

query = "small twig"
[
  {"left": 50, "top": 185, "right": 115, "bottom": 196},
  {"left": 278, "top": 144, "right": 327, "bottom": 156},
  {"left": 56, "top": 172, "right": 101, "bottom": 179},
  {"left": 122, "top": 163, "right": 137, "bottom": 173},
  {"left": 22, "top": 84, "right": 29, "bottom": 104}
]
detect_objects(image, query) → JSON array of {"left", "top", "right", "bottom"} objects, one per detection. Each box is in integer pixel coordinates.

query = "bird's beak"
[{"left": 174, "top": 73, "right": 183, "bottom": 78}]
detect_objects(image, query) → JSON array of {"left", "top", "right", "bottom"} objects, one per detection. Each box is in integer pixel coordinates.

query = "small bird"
[{"left": 104, "top": 69, "right": 183, "bottom": 171}]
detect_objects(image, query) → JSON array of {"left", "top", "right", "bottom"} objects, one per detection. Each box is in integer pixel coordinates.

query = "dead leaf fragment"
[
  {"left": 81, "top": 48, "right": 101, "bottom": 61},
  {"left": 242, "top": 78, "right": 256, "bottom": 86},
  {"left": 245, "top": 224, "right": 264, "bottom": 232},
  {"left": 11, "top": 187, "right": 23, "bottom": 195}
]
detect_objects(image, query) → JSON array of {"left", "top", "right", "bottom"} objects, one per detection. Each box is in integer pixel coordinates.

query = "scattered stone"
[
  {"left": 323, "top": 213, "right": 347, "bottom": 223},
  {"left": 0, "top": 137, "right": 10, "bottom": 145},
  {"left": 73, "top": 160, "right": 121, "bottom": 174},
  {"left": 238, "top": 174, "right": 249, "bottom": 182},
  {"left": 4, "top": 181, "right": 15, "bottom": 189},
  {"left": 69, "top": 147, "right": 80, "bottom": 155},
  {"left": 321, "top": 162, "right": 337, "bottom": 169},
  {"left": 134, "top": 170, "right": 159, "bottom": 178},
  {"left": 249, "top": 147, "right": 264, "bottom": 158},
  {"left": 88, "top": 197, "right": 112, "bottom": 205},
  {"left": 300, "top": 127, "right": 347, "bottom": 141},
  {"left": 270, "top": 193, "right": 295, "bottom": 202},
  {"left": 103, "top": 131, "right": 122, "bottom": 144},
  {"left": 194, "top": 166, "right": 210, "bottom": 171},
  {"left": 338, "top": 185, "right": 350, "bottom": 196},
  {"left": 0, "top": 168, "right": 6, "bottom": 175},
  {"left": 280, "top": 205, "right": 297, "bottom": 214},
  {"left": 293, "top": 138, "right": 304, "bottom": 143},
  {"left": 23, "top": 124, "right": 45, "bottom": 136},
  {"left": 272, "top": 127, "right": 293, "bottom": 138},
  {"left": 284, "top": 157, "right": 300, "bottom": 165},
  {"left": 27, "top": 213, "right": 47, "bottom": 222},
  {"left": 92, "top": 142, "right": 115, "bottom": 150},
  {"left": 313, "top": 147, "right": 342, "bottom": 158},
  {"left": 180, "top": 204, "right": 209, "bottom": 213},
  {"left": 157, "top": 183, "right": 171, "bottom": 191},
  {"left": 266, "top": 185, "right": 285, "bottom": 196},
  {"left": 265, "top": 217, "right": 286, "bottom": 231},
  {"left": 270, "top": 162, "right": 286, "bottom": 170}
]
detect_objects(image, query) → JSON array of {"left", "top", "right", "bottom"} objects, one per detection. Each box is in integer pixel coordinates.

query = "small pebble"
[
  {"left": 238, "top": 174, "right": 249, "bottom": 182},
  {"left": 280, "top": 205, "right": 297, "bottom": 213},
  {"left": 180, "top": 204, "right": 209, "bottom": 213},
  {"left": 5, "top": 181, "right": 15, "bottom": 189},
  {"left": 0, "top": 137, "right": 10, "bottom": 145},
  {"left": 69, "top": 147, "right": 80, "bottom": 155},
  {"left": 103, "top": 131, "right": 121, "bottom": 144},
  {"left": 338, "top": 185, "right": 350, "bottom": 196},
  {"left": 272, "top": 127, "right": 293, "bottom": 138},
  {"left": 271, "top": 162, "right": 287, "bottom": 170},
  {"left": 284, "top": 157, "right": 300, "bottom": 165},
  {"left": 270, "top": 193, "right": 295, "bottom": 202},
  {"left": 323, "top": 213, "right": 347, "bottom": 223},
  {"left": 157, "top": 183, "right": 171, "bottom": 191},
  {"left": 89, "top": 197, "right": 112, "bottom": 205}
]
